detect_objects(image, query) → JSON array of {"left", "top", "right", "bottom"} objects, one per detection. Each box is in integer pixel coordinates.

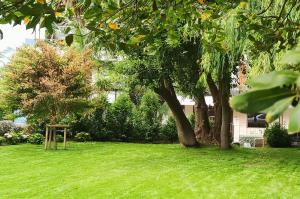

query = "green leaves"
[
  {"left": 19, "top": 5, "right": 41, "bottom": 16},
  {"left": 280, "top": 47, "right": 300, "bottom": 66},
  {"left": 265, "top": 97, "right": 294, "bottom": 123},
  {"left": 64, "top": 27, "right": 71, "bottom": 34},
  {"left": 84, "top": 7, "right": 101, "bottom": 19},
  {"left": 230, "top": 71, "right": 300, "bottom": 133},
  {"left": 230, "top": 86, "right": 295, "bottom": 114},
  {"left": 26, "top": 16, "right": 40, "bottom": 29},
  {"left": 248, "top": 71, "right": 299, "bottom": 90},
  {"left": 128, "top": 35, "right": 146, "bottom": 45},
  {"left": 65, "top": 34, "right": 74, "bottom": 46}
]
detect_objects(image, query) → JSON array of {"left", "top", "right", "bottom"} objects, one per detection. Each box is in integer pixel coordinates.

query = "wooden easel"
[{"left": 44, "top": 124, "right": 69, "bottom": 150}]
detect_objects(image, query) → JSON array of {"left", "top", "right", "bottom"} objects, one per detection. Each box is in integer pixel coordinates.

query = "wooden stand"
[{"left": 44, "top": 125, "right": 69, "bottom": 150}]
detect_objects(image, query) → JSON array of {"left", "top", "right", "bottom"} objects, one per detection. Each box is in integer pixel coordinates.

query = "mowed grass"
[{"left": 1, "top": 142, "right": 300, "bottom": 199}]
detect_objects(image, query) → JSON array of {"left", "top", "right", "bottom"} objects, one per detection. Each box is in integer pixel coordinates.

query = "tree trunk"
[
  {"left": 155, "top": 79, "right": 197, "bottom": 147},
  {"left": 213, "top": 103, "right": 222, "bottom": 143},
  {"left": 194, "top": 94, "right": 210, "bottom": 144},
  {"left": 219, "top": 58, "right": 232, "bottom": 150},
  {"left": 206, "top": 73, "right": 221, "bottom": 143},
  {"left": 220, "top": 94, "right": 231, "bottom": 149}
]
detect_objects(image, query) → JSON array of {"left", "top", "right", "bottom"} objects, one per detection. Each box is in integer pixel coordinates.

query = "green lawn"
[{"left": 1, "top": 142, "right": 300, "bottom": 199}]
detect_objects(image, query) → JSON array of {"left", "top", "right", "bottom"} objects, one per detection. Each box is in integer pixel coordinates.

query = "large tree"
[
  {"left": 118, "top": 46, "right": 199, "bottom": 147},
  {"left": 7, "top": 0, "right": 297, "bottom": 149},
  {"left": 0, "top": 42, "right": 93, "bottom": 124},
  {"left": 0, "top": 0, "right": 241, "bottom": 147}
]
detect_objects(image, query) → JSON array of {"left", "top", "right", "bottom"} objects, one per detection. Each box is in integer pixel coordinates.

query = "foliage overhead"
[
  {"left": 0, "top": 0, "right": 240, "bottom": 49},
  {"left": 238, "top": 1, "right": 300, "bottom": 53}
]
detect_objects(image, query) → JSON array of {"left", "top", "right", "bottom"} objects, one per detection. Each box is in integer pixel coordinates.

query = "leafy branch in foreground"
[{"left": 230, "top": 47, "right": 300, "bottom": 132}]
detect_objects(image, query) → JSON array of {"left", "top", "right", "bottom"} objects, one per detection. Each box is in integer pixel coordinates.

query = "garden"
[{"left": 0, "top": 0, "right": 300, "bottom": 198}]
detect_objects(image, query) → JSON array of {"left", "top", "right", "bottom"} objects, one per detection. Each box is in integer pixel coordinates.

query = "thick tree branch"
[{"left": 206, "top": 73, "right": 219, "bottom": 99}]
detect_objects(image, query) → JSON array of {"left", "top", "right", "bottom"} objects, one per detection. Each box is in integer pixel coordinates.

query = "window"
[{"left": 247, "top": 113, "right": 267, "bottom": 128}]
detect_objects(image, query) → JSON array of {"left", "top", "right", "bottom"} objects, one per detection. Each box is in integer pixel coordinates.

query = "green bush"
[
  {"left": 0, "top": 120, "right": 15, "bottom": 136},
  {"left": 4, "top": 132, "right": 21, "bottom": 145},
  {"left": 132, "top": 109, "right": 147, "bottom": 141},
  {"left": 160, "top": 117, "right": 178, "bottom": 142},
  {"left": 264, "top": 123, "right": 290, "bottom": 148},
  {"left": 14, "top": 126, "right": 24, "bottom": 133},
  {"left": 106, "top": 94, "right": 134, "bottom": 140},
  {"left": 75, "top": 132, "right": 91, "bottom": 142},
  {"left": 132, "top": 91, "right": 162, "bottom": 142},
  {"left": 28, "top": 133, "right": 44, "bottom": 144},
  {"left": 70, "top": 95, "right": 110, "bottom": 141},
  {"left": 90, "top": 96, "right": 109, "bottom": 140},
  {"left": 90, "top": 130, "right": 114, "bottom": 141},
  {"left": 132, "top": 110, "right": 161, "bottom": 142},
  {"left": 0, "top": 136, "right": 5, "bottom": 145},
  {"left": 25, "top": 116, "right": 48, "bottom": 135},
  {"left": 0, "top": 126, "right": 28, "bottom": 145},
  {"left": 70, "top": 115, "right": 92, "bottom": 137},
  {"left": 56, "top": 134, "right": 64, "bottom": 142},
  {"left": 18, "top": 131, "right": 30, "bottom": 143}
]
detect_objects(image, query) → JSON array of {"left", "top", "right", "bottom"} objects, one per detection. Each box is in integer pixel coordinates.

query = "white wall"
[
  {"left": 233, "top": 109, "right": 292, "bottom": 142},
  {"left": 232, "top": 112, "right": 264, "bottom": 142}
]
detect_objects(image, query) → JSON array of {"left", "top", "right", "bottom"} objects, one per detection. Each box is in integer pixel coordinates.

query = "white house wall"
[
  {"left": 281, "top": 108, "right": 291, "bottom": 129},
  {"left": 233, "top": 109, "right": 292, "bottom": 143},
  {"left": 232, "top": 111, "right": 264, "bottom": 142}
]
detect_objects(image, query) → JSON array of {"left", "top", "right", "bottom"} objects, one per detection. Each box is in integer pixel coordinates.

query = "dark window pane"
[{"left": 247, "top": 113, "right": 267, "bottom": 128}]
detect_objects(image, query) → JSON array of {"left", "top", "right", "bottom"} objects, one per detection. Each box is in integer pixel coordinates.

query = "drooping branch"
[
  {"left": 257, "top": 0, "right": 274, "bottom": 15},
  {"left": 276, "top": 0, "right": 288, "bottom": 23},
  {"left": 282, "top": 0, "right": 299, "bottom": 22}
]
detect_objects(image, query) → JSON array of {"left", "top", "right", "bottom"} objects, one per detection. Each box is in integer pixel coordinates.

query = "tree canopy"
[
  {"left": 1, "top": 0, "right": 299, "bottom": 148},
  {"left": 0, "top": 42, "right": 94, "bottom": 124}
]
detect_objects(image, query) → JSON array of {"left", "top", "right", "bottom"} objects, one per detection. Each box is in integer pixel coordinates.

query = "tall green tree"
[
  {"left": 0, "top": 0, "right": 241, "bottom": 147},
  {"left": 8, "top": 0, "right": 296, "bottom": 149}
]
